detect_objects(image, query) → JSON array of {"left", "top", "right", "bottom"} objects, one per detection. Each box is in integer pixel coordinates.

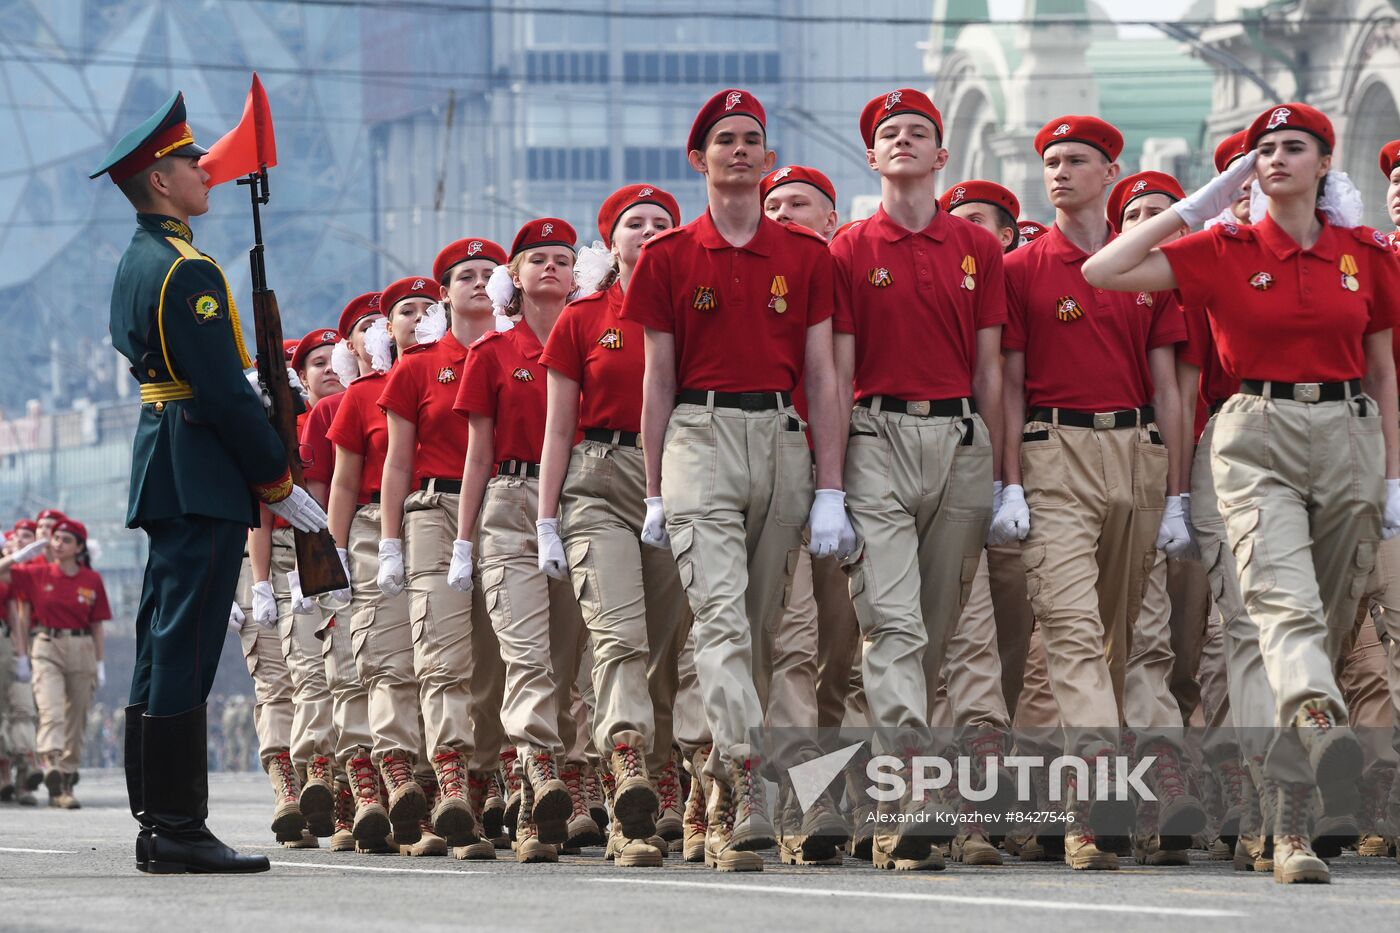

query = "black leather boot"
[
  {"left": 142, "top": 705, "right": 269, "bottom": 874},
  {"left": 124, "top": 704, "right": 152, "bottom": 871}
]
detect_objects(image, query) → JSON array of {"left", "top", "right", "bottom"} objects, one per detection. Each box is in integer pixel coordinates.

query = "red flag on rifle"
[{"left": 201, "top": 73, "right": 277, "bottom": 187}]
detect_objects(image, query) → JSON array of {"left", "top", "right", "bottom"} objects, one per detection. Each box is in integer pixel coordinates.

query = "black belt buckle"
[{"left": 738, "top": 392, "right": 768, "bottom": 412}]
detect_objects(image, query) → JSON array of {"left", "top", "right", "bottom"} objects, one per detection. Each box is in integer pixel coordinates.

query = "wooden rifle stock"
[{"left": 252, "top": 286, "right": 348, "bottom": 597}]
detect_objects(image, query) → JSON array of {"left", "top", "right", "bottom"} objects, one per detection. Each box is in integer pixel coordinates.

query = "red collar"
[
  {"left": 866, "top": 204, "right": 949, "bottom": 244},
  {"left": 1254, "top": 211, "right": 1338, "bottom": 262},
  {"left": 692, "top": 210, "right": 776, "bottom": 257}
]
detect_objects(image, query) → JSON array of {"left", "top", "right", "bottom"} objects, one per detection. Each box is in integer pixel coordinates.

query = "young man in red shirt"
[
  {"left": 624, "top": 88, "right": 853, "bottom": 872},
  {"left": 992, "top": 115, "right": 1189, "bottom": 870}
]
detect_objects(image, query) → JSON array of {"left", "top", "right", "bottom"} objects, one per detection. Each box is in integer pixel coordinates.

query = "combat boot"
[
  {"left": 965, "top": 728, "right": 1018, "bottom": 821},
  {"left": 266, "top": 751, "right": 307, "bottom": 842},
  {"left": 282, "top": 830, "right": 318, "bottom": 849},
  {"left": 377, "top": 750, "right": 425, "bottom": 844},
  {"left": 870, "top": 756, "right": 952, "bottom": 871},
  {"left": 300, "top": 754, "right": 335, "bottom": 836},
  {"left": 515, "top": 776, "right": 559, "bottom": 864},
  {"left": 777, "top": 784, "right": 844, "bottom": 866},
  {"left": 726, "top": 752, "right": 776, "bottom": 851},
  {"left": 469, "top": 768, "right": 505, "bottom": 842},
  {"left": 329, "top": 780, "right": 356, "bottom": 852},
  {"left": 346, "top": 752, "right": 390, "bottom": 844},
  {"left": 844, "top": 756, "right": 874, "bottom": 860},
  {"left": 605, "top": 819, "right": 664, "bottom": 867},
  {"left": 500, "top": 748, "right": 521, "bottom": 841},
  {"left": 654, "top": 751, "right": 685, "bottom": 844},
  {"left": 524, "top": 750, "right": 570, "bottom": 844},
  {"left": 563, "top": 764, "right": 604, "bottom": 847},
  {"left": 1132, "top": 800, "right": 1188, "bottom": 865},
  {"left": 41, "top": 751, "right": 63, "bottom": 807},
  {"left": 54, "top": 772, "right": 80, "bottom": 810},
  {"left": 428, "top": 747, "right": 475, "bottom": 845},
  {"left": 608, "top": 743, "right": 657, "bottom": 840},
  {"left": 1213, "top": 757, "right": 1251, "bottom": 850},
  {"left": 1026, "top": 759, "right": 1064, "bottom": 860},
  {"left": 681, "top": 749, "right": 709, "bottom": 862},
  {"left": 1137, "top": 740, "right": 1205, "bottom": 845},
  {"left": 1272, "top": 780, "right": 1328, "bottom": 883},
  {"left": 403, "top": 781, "right": 447, "bottom": 857},
  {"left": 1063, "top": 772, "right": 1117, "bottom": 870},
  {"left": 704, "top": 775, "right": 763, "bottom": 871},
  {"left": 585, "top": 764, "right": 609, "bottom": 831},
  {"left": 952, "top": 820, "right": 1002, "bottom": 866},
  {"left": 1295, "top": 703, "right": 1362, "bottom": 818},
  {"left": 1357, "top": 766, "right": 1394, "bottom": 857}
]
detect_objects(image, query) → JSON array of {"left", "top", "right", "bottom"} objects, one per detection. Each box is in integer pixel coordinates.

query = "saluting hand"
[
  {"left": 1174, "top": 150, "right": 1257, "bottom": 228},
  {"left": 537, "top": 519, "right": 569, "bottom": 581}
]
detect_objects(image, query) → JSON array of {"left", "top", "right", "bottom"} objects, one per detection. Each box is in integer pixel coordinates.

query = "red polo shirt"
[
  {"left": 832, "top": 205, "right": 1007, "bottom": 401},
  {"left": 300, "top": 393, "right": 344, "bottom": 487},
  {"left": 378, "top": 332, "right": 472, "bottom": 483},
  {"left": 327, "top": 371, "right": 390, "bottom": 502},
  {"left": 454, "top": 321, "right": 548, "bottom": 466},
  {"left": 17, "top": 563, "right": 110, "bottom": 631},
  {"left": 1178, "top": 293, "right": 1239, "bottom": 440},
  {"left": 541, "top": 284, "right": 643, "bottom": 432},
  {"left": 620, "top": 211, "right": 834, "bottom": 393},
  {"left": 1161, "top": 214, "right": 1400, "bottom": 383},
  {"left": 1004, "top": 224, "right": 1184, "bottom": 410}
]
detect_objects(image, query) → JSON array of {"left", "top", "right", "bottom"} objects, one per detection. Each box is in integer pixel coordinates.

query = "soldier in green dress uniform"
[{"left": 91, "top": 91, "right": 328, "bottom": 874}]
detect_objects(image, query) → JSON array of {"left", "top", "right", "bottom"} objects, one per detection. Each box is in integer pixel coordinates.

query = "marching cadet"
[
  {"left": 0, "top": 532, "right": 47, "bottom": 806},
  {"left": 941, "top": 179, "right": 1021, "bottom": 253},
  {"left": 1106, "top": 170, "right": 1209, "bottom": 867},
  {"left": 93, "top": 91, "right": 328, "bottom": 873},
  {"left": 35, "top": 509, "right": 66, "bottom": 544},
  {"left": 537, "top": 184, "right": 689, "bottom": 869},
  {"left": 759, "top": 164, "right": 864, "bottom": 866},
  {"left": 452, "top": 219, "right": 588, "bottom": 863},
  {"left": 991, "top": 115, "right": 1189, "bottom": 871},
  {"left": 622, "top": 89, "right": 854, "bottom": 872},
  {"left": 378, "top": 240, "right": 510, "bottom": 859},
  {"left": 1085, "top": 101, "right": 1400, "bottom": 884},
  {"left": 326, "top": 275, "right": 438, "bottom": 854},
  {"left": 831, "top": 89, "right": 1004, "bottom": 872}
]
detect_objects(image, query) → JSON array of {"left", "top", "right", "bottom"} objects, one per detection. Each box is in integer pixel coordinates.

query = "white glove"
[
  {"left": 10, "top": 539, "right": 47, "bottom": 564},
  {"left": 245, "top": 368, "right": 272, "bottom": 411},
  {"left": 319, "top": 548, "right": 352, "bottom": 612},
  {"left": 641, "top": 497, "right": 670, "bottom": 549},
  {"left": 1384, "top": 479, "right": 1400, "bottom": 541},
  {"left": 1156, "top": 495, "right": 1192, "bottom": 559},
  {"left": 287, "top": 570, "right": 317, "bottom": 615},
  {"left": 228, "top": 602, "right": 245, "bottom": 634},
  {"left": 1175, "top": 150, "right": 1257, "bottom": 228},
  {"left": 1179, "top": 493, "right": 1201, "bottom": 561},
  {"left": 809, "top": 489, "right": 856, "bottom": 560},
  {"left": 988, "top": 484, "right": 1030, "bottom": 545},
  {"left": 14, "top": 655, "right": 31, "bottom": 683},
  {"left": 286, "top": 366, "right": 310, "bottom": 405},
  {"left": 96, "top": 660, "right": 106, "bottom": 689},
  {"left": 448, "top": 539, "right": 474, "bottom": 593},
  {"left": 377, "top": 538, "right": 405, "bottom": 596},
  {"left": 265, "top": 485, "right": 329, "bottom": 534},
  {"left": 537, "top": 519, "right": 568, "bottom": 581},
  {"left": 251, "top": 580, "right": 277, "bottom": 628}
]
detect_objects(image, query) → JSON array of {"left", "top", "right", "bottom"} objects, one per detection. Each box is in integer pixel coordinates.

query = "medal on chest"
[
  {"left": 868, "top": 267, "right": 893, "bottom": 288},
  {"left": 692, "top": 286, "right": 717, "bottom": 312},
  {"left": 960, "top": 255, "right": 977, "bottom": 291},
  {"left": 1056, "top": 295, "right": 1084, "bottom": 323},
  {"left": 436, "top": 367, "right": 456, "bottom": 384},
  {"left": 1340, "top": 254, "right": 1359, "bottom": 292},
  {"left": 769, "top": 275, "right": 789, "bottom": 314}
]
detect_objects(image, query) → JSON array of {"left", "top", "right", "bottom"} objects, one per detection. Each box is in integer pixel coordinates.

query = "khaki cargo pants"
[
  {"left": 931, "top": 549, "right": 1012, "bottom": 733},
  {"left": 662, "top": 398, "right": 811, "bottom": 778},
  {"left": 1211, "top": 392, "right": 1383, "bottom": 782},
  {"left": 1019, "top": 418, "right": 1165, "bottom": 754},
  {"left": 31, "top": 629, "right": 96, "bottom": 773},
  {"left": 479, "top": 474, "right": 587, "bottom": 762},
  {"left": 0, "top": 626, "right": 38, "bottom": 768},
  {"left": 235, "top": 555, "right": 293, "bottom": 768},
  {"left": 272, "top": 528, "right": 335, "bottom": 769},
  {"left": 560, "top": 439, "right": 693, "bottom": 774}
]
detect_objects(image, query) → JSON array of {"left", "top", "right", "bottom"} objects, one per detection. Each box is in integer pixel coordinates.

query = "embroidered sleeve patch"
[{"left": 189, "top": 291, "right": 223, "bottom": 324}]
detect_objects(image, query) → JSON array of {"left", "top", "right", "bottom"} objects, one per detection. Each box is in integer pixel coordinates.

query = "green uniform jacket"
[{"left": 109, "top": 213, "right": 288, "bottom": 529}]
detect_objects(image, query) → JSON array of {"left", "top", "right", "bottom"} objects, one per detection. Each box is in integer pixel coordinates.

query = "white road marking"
[
  {"left": 589, "top": 878, "right": 1246, "bottom": 917},
  {"left": 0, "top": 847, "right": 79, "bottom": 855},
  {"left": 269, "top": 860, "right": 487, "bottom": 875}
]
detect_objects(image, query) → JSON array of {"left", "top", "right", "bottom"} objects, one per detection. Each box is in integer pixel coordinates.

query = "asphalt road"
[{"left": 2, "top": 770, "right": 1399, "bottom": 932}]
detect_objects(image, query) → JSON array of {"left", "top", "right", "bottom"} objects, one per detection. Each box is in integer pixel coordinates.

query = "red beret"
[
  {"left": 52, "top": 519, "right": 86, "bottom": 543},
  {"left": 337, "top": 292, "right": 383, "bottom": 340},
  {"left": 760, "top": 166, "right": 836, "bottom": 207},
  {"left": 1107, "top": 171, "right": 1186, "bottom": 233},
  {"left": 510, "top": 218, "right": 576, "bottom": 258},
  {"left": 939, "top": 180, "right": 1020, "bottom": 221},
  {"left": 860, "top": 88, "right": 942, "bottom": 148},
  {"left": 687, "top": 88, "right": 766, "bottom": 154},
  {"left": 281, "top": 338, "right": 299, "bottom": 363},
  {"left": 291, "top": 327, "right": 340, "bottom": 372},
  {"left": 597, "top": 185, "right": 681, "bottom": 247},
  {"left": 37, "top": 509, "right": 67, "bottom": 523},
  {"left": 1246, "top": 102, "right": 1334, "bottom": 153},
  {"left": 433, "top": 238, "right": 507, "bottom": 285},
  {"left": 1380, "top": 139, "right": 1400, "bottom": 179},
  {"left": 381, "top": 276, "right": 438, "bottom": 317},
  {"left": 1213, "top": 130, "right": 1249, "bottom": 173},
  {"left": 14, "top": 519, "right": 37, "bottom": 533},
  {"left": 1035, "top": 115, "right": 1123, "bottom": 161},
  {"left": 3, "top": 530, "right": 12, "bottom": 542},
  {"left": 1018, "top": 219, "right": 1049, "bottom": 243}
]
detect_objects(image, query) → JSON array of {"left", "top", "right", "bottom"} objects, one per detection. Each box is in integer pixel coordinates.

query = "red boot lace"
[
  {"left": 334, "top": 784, "right": 354, "bottom": 831},
  {"left": 563, "top": 766, "right": 587, "bottom": 819},
  {"left": 613, "top": 743, "right": 644, "bottom": 780},
  {"left": 656, "top": 759, "right": 681, "bottom": 814},
  {"left": 349, "top": 756, "right": 379, "bottom": 804},
  {"left": 308, "top": 754, "right": 332, "bottom": 784},
  {"left": 1302, "top": 706, "right": 1334, "bottom": 731},
  {"left": 467, "top": 772, "right": 489, "bottom": 813},
  {"left": 383, "top": 753, "right": 414, "bottom": 790},
  {"left": 271, "top": 751, "right": 298, "bottom": 802},
  {"left": 532, "top": 752, "right": 559, "bottom": 784},
  {"left": 1151, "top": 747, "right": 1188, "bottom": 801},
  {"left": 1219, "top": 761, "right": 1248, "bottom": 809},
  {"left": 434, "top": 750, "right": 466, "bottom": 798}
]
